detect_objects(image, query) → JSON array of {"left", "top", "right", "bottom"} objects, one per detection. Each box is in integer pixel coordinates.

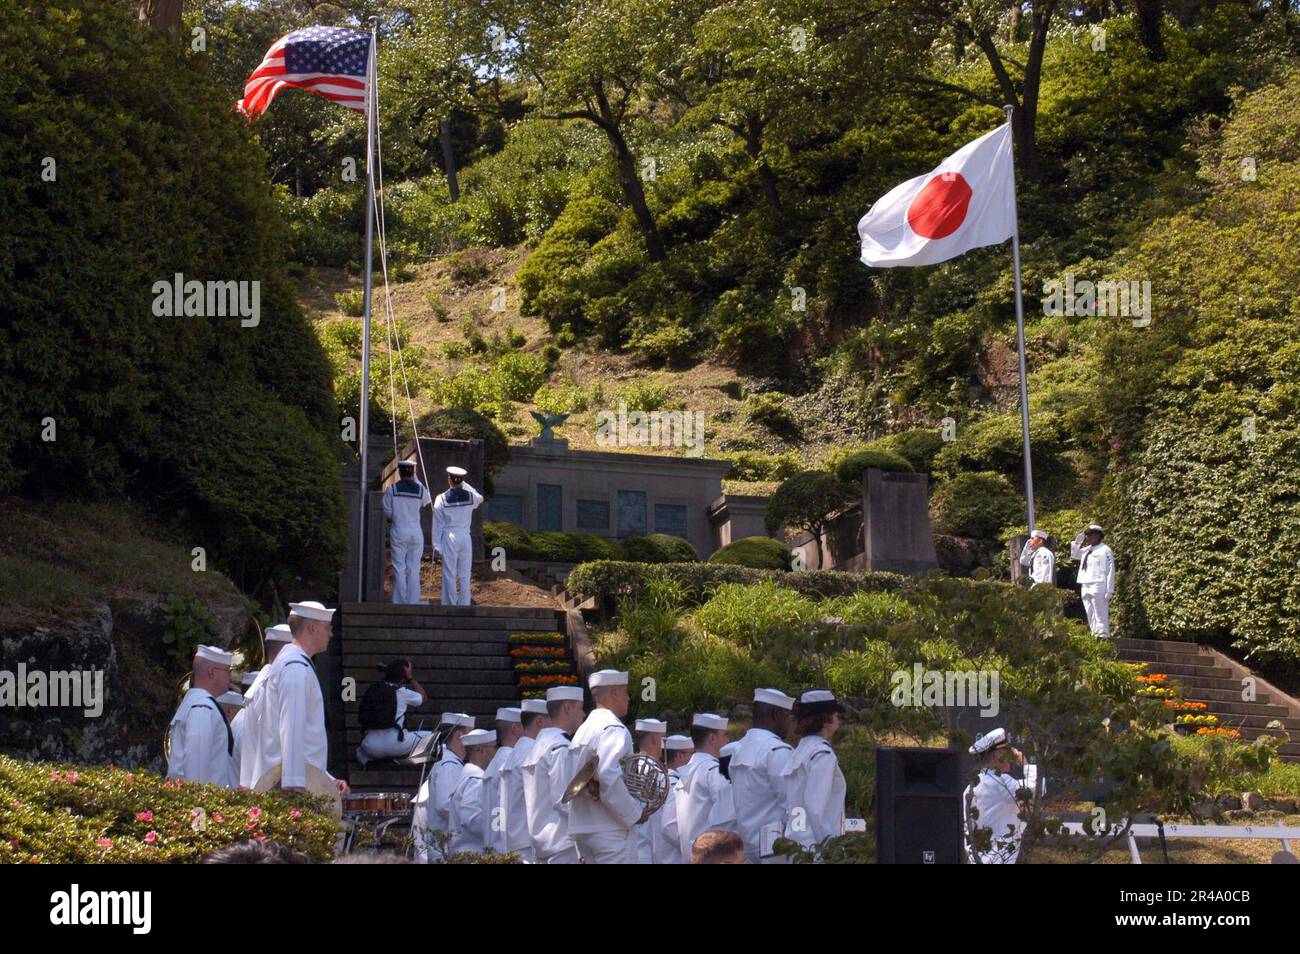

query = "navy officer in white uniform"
[
  {"left": 382, "top": 458, "right": 432, "bottom": 604},
  {"left": 1071, "top": 524, "right": 1116, "bottom": 637},
  {"left": 1019, "top": 529, "right": 1056, "bottom": 587},
  {"left": 433, "top": 465, "right": 483, "bottom": 606},
  {"left": 166, "top": 644, "right": 237, "bottom": 788},
  {"left": 963, "top": 727, "right": 1040, "bottom": 864}
]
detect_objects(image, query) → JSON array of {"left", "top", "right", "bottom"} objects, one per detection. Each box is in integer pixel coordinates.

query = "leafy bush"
[
  {"left": 335, "top": 289, "right": 365, "bottom": 317},
  {"left": 483, "top": 522, "right": 624, "bottom": 563},
  {"left": 445, "top": 246, "right": 498, "bottom": 286},
  {"left": 930, "top": 472, "right": 1024, "bottom": 540},
  {"left": 829, "top": 448, "right": 914, "bottom": 485},
  {"left": 160, "top": 594, "right": 217, "bottom": 666},
  {"left": 745, "top": 392, "right": 797, "bottom": 433},
  {"left": 615, "top": 380, "right": 674, "bottom": 412},
  {"left": 724, "top": 451, "right": 803, "bottom": 483},
  {"left": 876, "top": 429, "right": 946, "bottom": 474},
  {"left": 533, "top": 383, "right": 590, "bottom": 415},
  {"left": 622, "top": 534, "right": 699, "bottom": 564},
  {"left": 416, "top": 408, "right": 511, "bottom": 477},
  {"left": 708, "top": 536, "right": 791, "bottom": 570},
  {"left": 0, "top": 756, "right": 338, "bottom": 864},
  {"left": 693, "top": 582, "right": 821, "bottom": 646},
  {"left": 489, "top": 352, "right": 550, "bottom": 402}
]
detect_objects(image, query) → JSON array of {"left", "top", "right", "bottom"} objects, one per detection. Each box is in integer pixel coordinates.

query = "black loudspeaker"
[{"left": 876, "top": 747, "right": 964, "bottom": 864}]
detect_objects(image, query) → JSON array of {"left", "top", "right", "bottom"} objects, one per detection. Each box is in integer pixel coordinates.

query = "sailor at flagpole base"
[
  {"left": 1071, "top": 524, "right": 1116, "bottom": 637},
  {"left": 382, "top": 458, "right": 432, "bottom": 604},
  {"left": 433, "top": 465, "right": 483, "bottom": 606}
]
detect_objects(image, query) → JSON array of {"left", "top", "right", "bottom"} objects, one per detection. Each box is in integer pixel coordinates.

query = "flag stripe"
[{"left": 236, "top": 26, "right": 370, "bottom": 120}]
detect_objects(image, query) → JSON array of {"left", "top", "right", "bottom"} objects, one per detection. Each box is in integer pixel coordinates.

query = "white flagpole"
[
  {"left": 357, "top": 17, "right": 378, "bottom": 601},
  {"left": 1004, "top": 103, "right": 1036, "bottom": 533}
]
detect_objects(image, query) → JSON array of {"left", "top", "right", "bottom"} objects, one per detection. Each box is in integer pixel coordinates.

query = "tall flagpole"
[
  {"left": 1004, "top": 103, "right": 1036, "bottom": 533},
  {"left": 357, "top": 17, "right": 378, "bottom": 601}
]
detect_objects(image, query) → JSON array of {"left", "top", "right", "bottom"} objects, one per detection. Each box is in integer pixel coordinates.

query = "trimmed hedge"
[
  {"left": 707, "top": 536, "right": 791, "bottom": 570},
  {"left": 484, "top": 521, "right": 624, "bottom": 564},
  {"left": 567, "top": 560, "right": 911, "bottom": 611},
  {"left": 930, "top": 471, "right": 1025, "bottom": 540},
  {"left": 0, "top": 756, "right": 338, "bottom": 864},
  {"left": 622, "top": 533, "right": 699, "bottom": 564},
  {"left": 830, "top": 448, "right": 914, "bottom": 485}
]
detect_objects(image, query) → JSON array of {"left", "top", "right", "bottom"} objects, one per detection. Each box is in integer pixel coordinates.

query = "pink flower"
[
  {"left": 143, "top": 831, "right": 158, "bottom": 844},
  {"left": 98, "top": 838, "right": 112, "bottom": 849},
  {"left": 212, "top": 813, "right": 224, "bottom": 823},
  {"left": 245, "top": 821, "right": 257, "bottom": 831},
  {"left": 125, "top": 774, "right": 135, "bottom": 783},
  {"left": 247, "top": 806, "right": 262, "bottom": 820},
  {"left": 135, "top": 810, "right": 153, "bottom": 822},
  {"left": 65, "top": 772, "right": 77, "bottom": 783},
  {"left": 253, "top": 834, "right": 267, "bottom": 843},
  {"left": 289, "top": 808, "right": 302, "bottom": 819},
  {"left": 49, "top": 771, "right": 60, "bottom": 781},
  {"left": 8, "top": 839, "right": 19, "bottom": 849}
]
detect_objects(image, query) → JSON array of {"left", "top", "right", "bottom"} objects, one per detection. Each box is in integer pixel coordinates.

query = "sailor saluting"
[
  {"left": 433, "top": 465, "right": 483, "bottom": 606},
  {"left": 382, "top": 458, "right": 432, "bottom": 605}
]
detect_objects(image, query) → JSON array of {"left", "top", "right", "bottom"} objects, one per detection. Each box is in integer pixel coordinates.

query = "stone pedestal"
[{"left": 862, "top": 468, "right": 939, "bottom": 576}]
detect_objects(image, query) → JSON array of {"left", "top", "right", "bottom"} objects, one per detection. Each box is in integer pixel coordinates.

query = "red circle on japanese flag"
[{"left": 907, "top": 172, "right": 973, "bottom": 239}]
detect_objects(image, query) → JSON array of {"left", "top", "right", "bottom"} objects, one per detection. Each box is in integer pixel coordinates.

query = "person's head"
[
  {"left": 439, "top": 714, "right": 472, "bottom": 757},
  {"left": 265, "top": 623, "right": 293, "bottom": 664},
  {"left": 690, "top": 713, "right": 729, "bottom": 756},
  {"left": 793, "top": 690, "right": 844, "bottom": 740},
  {"left": 633, "top": 719, "right": 667, "bottom": 759},
  {"left": 752, "top": 689, "right": 796, "bottom": 737},
  {"left": 971, "top": 728, "right": 1014, "bottom": 772},
  {"left": 192, "top": 646, "right": 233, "bottom": 696},
  {"left": 201, "top": 839, "right": 310, "bottom": 864},
  {"left": 446, "top": 465, "right": 467, "bottom": 489},
  {"left": 664, "top": 736, "right": 693, "bottom": 770},
  {"left": 397, "top": 460, "right": 416, "bottom": 481},
  {"left": 495, "top": 707, "right": 522, "bottom": 748},
  {"left": 287, "top": 601, "right": 336, "bottom": 656},
  {"left": 546, "top": 690, "right": 585, "bottom": 733},
  {"left": 1085, "top": 524, "right": 1104, "bottom": 545},
  {"left": 216, "top": 690, "right": 244, "bottom": 723},
  {"left": 691, "top": 829, "right": 746, "bottom": 864},
  {"left": 589, "top": 670, "right": 629, "bottom": 717},
  {"left": 520, "top": 700, "right": 548, "bottom": 737},
  {"left": 384, "top": 659, "right": 411, "bottom": 684},
  {"left": 1029, "top": 529, "right": 1048, "bottom": 550},
  {"left": 463, "top": 730, "right": 496, "bottom": 768}
]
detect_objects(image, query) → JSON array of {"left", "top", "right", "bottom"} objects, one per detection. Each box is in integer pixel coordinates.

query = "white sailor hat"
[
  {"left": 692, "top": 712, "right": 728, "bottom": 731},
  {"left": 635, "top": 718, "right": 668, "bottom": 733},
  {"left": 1087, "top": 524, "right": 1104, "bottom": 534},
  {"left": 495, "top": 706, "right": 522, "bottom": 723},
  {"left": 663, "top": 734, "right": 693, "bottom": 751},
  {"left": 546, "top": 686, "right": 584, "bottom": 703},
  {"left": 446, "top": 465, "right": 467, "bottom": 478},
  {"left": 241, "top": 669, "right": 260, "bottom": 688},
  {"left": 266, "top": 623, "right": 293, "bottom": 642},
  {"left": 216, "top": 690, "right": 245, "bottom": 707},
  {"left": 463, "top": 728, "right": 495, "bottom": 747},
  {"left": 521, "top": 699, "right": 549, "bottom": 715},
  {"left": 796, "top": 688, "right": 844, "bottom": 714},
  {"left": 195, "top": 645, "right": 234, "bottom": 667},
  {"left": 969, "top": 727, "right": 1010, "bottom": 756},
  {"left": 754, "top": 688, "right": 796, "bottom": 710},
  {"left": 589, "top": 669, "right": 628, "bottom": 689},
  {"left": 441, "top": 711, "right": 475, "bottom": 729},
  {"left": 720, "top": 740, "right": 739, "bottom": 758},
  {"left": 398, "top": 458, "right": 416, "bottom": 469},
  {"left": 288, "top": 600, "right": 335, "bottom": 623},
  {"left": 1030, "top": 529, "right": 1049, "bottom": 541}
]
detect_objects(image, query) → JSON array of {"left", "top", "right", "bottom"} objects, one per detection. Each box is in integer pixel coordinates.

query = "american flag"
[{"left": 236, "top": 26, "right": 370, "bottom": 119}]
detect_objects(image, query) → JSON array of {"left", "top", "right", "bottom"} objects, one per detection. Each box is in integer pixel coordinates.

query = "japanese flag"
[{"left": 858, "top": 123, "right": 1016, "bottom": 268}]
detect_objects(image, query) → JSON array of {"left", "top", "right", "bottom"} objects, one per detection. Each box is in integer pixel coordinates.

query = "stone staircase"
[
  {"left": 1115, "top": 637, "right": 1300, "bottom": 761},
  {"left": 338, "top": 603, "right": 577, "bottom": 790}
]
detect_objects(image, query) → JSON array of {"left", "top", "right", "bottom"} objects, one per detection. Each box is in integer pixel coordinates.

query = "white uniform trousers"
[
  {"left": 540, "top": 845, "right": 581, "bottom": 864},
  {"left": 358, "top": 727, "right": 433, "bottom": 764},
  {"left": 438, "top": 529, "right": 473, "bottom": 606},
  {"left": 1081, "top": 584, "right": 1110, "bottom": 637},
  {"left": 573, "top": 828, "right": 638, "bottom": 864},
  {"left": 390, "top": 526, "right": 425, "bottom": 604}
]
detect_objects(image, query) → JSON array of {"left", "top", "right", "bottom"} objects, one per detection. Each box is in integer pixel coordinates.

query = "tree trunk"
[
  {"left": 594, "top": 88, "right": 666, "bottom": 262},
  {"left": 743, "top": 115, "right": 784, "bottom": 217},
  {"left": 138, "top": 0, "right": 183, "bottom": 36},
  {"left": 1133, "top": 0, "right": 1167, "bottom": 60},
  {"left": 439, "top": 119, "right": 460, "bottom": 202}
]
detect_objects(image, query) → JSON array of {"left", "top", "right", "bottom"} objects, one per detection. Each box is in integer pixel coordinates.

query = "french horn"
[{"left": 563, "top": 752, "right": 671, "bottom": 813}]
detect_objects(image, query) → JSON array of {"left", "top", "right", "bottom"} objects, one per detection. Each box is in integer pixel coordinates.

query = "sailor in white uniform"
[
  {"left": 654, "top": 735, "right": 693, "bottom": 864},
  {"left": 232, "top": 622, "right": 293, "bottom": 778},
  {"left": 521, "top": 686, "right": 584, "bottom": 864},
  {"left": 239, "top": 601, "right": 349, "bottom": 798},
  {"left": 216, "top": 689, "right": 245, "bottom": 778},
  {"left": 674, "top": 712, "right": 738, "bottom": 861},
  {"left": 501, "top": 699, "right": 547, "bottom": 861},
  {"left": 449, "top": 728, "right": 498, "bottom": 856},
  {"left": 963, "top": 727, "right": 1040, "bottom": 864},
  {"left": 482, "top": 706, "right": 521, "bottom": 854},
  {"left": 412, "top": 711, "right": 474, "bottom": 863},
  {"left": 730, "top": 688, "right": 795, "bottom": 863},
  {"left": 568, "top": 670, "right": 647, "bottom": 864},
  {"left": 781, "top": 689, "right": 847, "bottom": 855},
  {"left": 632, "top": 718, "right": 667, "bottom": 864},
  {"left": 432, "top": 465, "right": 483, "bottom": 606},
  {"left": 383, "top": 458, "right": 432, "bottom": 604},
  {"left": 1019, "top": 529, "right": 1056, "bottom": 587},
  {"left": 357, "top": 659, "right": 431, "bottom": 765},
  {"left": 166, "top": 644, "right": 237, "bottom": 788},
  {"left": 1071, "top": 524, "right": 1116, "bottom": 636}
]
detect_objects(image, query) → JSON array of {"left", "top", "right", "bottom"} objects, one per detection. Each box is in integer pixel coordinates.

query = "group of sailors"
[
  {"left": 1018, "top": 523, "right": 1116, "bottom": 637},
  {"left": 382, "top": 460, "right": 483, "bottom": 606},
  {"left": 166, "top": 601, "right": 351, "bottom": 799},
  {"left": 406, "top": 670, "right": 855, "bottom": 864}
]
